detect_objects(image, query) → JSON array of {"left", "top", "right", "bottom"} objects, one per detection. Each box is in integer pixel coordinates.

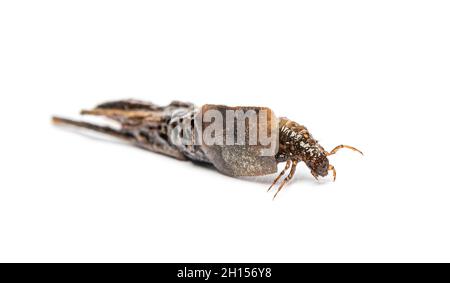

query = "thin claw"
[
  {"left": 268, "top": 160, "right": 291, "bottom": 192},
  {"left": 273, "top": 190, "right": 280, "bottom": 200},
  {"left": 272, "top": 161, "right": 298, "bottom": 200},
  {"left": 272, "top": 176, "right": 290, "bottom": 200},
  {"left": 329, "top": 165, "right": 336, "bottom": 181},
  {"left": 327, "top": 145, "right": 363, "bottom": 156},
  {"left": 273, "top": 179, "right": 289, "bottom": 200}
]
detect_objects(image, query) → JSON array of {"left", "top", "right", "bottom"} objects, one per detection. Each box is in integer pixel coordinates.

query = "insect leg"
[
  {"left": 273, "top": 160, "right": 298, "bottom": 200},
  {"left": 328, "top": 165, "right": 337, "bottom": 181},
  {"left": 267, "top": 160, "right": 291, "bottom": 192},
  {"left": 327, "top": 145, "right": 363, "bottom": 156}
]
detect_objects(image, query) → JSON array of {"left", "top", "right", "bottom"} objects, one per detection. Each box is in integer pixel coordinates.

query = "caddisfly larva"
[{"left": 53, "top": 99, "right": 362, "bottom": 198}]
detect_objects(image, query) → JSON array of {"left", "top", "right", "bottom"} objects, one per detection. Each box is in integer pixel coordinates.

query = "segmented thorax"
[{"left": 276, "top": 118, "right": 324, "bottom": 163}]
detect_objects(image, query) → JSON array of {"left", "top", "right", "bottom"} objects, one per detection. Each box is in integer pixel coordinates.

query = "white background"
[{"left": 1, "top": 1, "right": 449, "bottom": 263}]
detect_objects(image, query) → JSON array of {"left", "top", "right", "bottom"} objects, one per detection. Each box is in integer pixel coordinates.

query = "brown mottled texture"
[
  {"left": 269, "top": 117, "right": 363, "bottom": 198},
  {"left": 53, "top": 99, "right": 362, "bottom": 198},
  {"left": 276, "top": 117, "right": 329, "bottom": 178}
]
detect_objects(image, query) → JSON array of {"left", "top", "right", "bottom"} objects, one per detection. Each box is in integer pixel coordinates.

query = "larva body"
[{"left": 53, "top": 100, "right": 362, "bottom": 198}]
